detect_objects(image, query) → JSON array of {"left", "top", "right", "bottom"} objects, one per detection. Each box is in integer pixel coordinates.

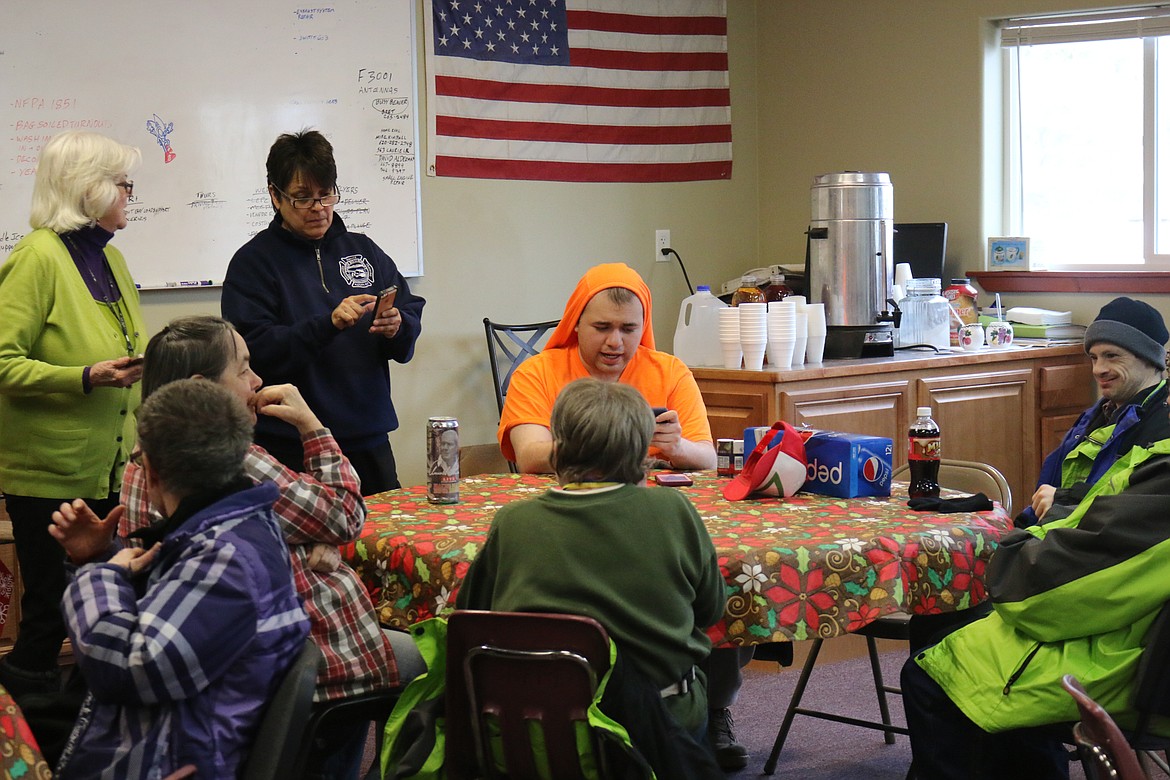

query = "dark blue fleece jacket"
[{"left": 221, "top": 213, "right": 424, "bottom": 452}]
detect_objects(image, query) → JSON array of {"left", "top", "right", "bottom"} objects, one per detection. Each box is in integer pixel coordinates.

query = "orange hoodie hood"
[{"left": 545, "top": 263, "right": 655, "bottom": 351}]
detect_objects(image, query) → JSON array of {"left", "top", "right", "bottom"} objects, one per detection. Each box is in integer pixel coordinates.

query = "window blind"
[{"left": 1001, "top": 5, "right": 1170, "bottom": 46}]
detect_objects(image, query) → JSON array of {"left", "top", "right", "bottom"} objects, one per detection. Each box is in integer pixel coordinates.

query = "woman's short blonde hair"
[
  {"left": 29, "top": 131, "right": 141, "bottom": 233},
  {"left": 550, "top": 378, "right": 653, "bottom": 484}
]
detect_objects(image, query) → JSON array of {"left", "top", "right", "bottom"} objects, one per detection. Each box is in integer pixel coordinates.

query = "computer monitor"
[{"left": 893, "top": 222, "right": 948, "bottom": 281}]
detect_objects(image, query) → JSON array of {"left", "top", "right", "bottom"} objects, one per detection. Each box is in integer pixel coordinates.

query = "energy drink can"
[{"left": 427, "top": 416, "right": 459, "bottom": 504}]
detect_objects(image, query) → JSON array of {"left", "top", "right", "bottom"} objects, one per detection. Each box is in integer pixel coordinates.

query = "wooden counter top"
[{"left": 690, "top": 344, "right": 1085, "bottom": 384}]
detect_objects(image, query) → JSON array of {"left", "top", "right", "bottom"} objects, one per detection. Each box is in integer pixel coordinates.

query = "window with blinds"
[{"left": 1000, "top": 6, "right": 1170, "bottom": 269}]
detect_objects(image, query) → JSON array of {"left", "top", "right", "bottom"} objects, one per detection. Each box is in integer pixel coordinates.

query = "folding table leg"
[
  {"left": 763, "top": 638, "right": 824, "bottom": 775},
  {"left": 866, "top": 635, "right": 897, "bottom": 745}
]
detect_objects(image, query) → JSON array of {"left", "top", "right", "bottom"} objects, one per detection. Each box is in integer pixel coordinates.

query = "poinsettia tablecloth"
[{"left": 348, "top": 472, "right": 1011, "bottom": 647}]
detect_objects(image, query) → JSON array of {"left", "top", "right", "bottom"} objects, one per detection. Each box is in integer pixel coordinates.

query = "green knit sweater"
[
  {"left": 458, "top": 483, "right": 726, "bottom": 731},
  {"left": 0, "top": 228, "right": 143, "bottom": 498}
]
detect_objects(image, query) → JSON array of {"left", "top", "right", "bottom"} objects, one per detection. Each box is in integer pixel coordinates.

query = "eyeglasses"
[
  {"left": 115, "top": 180, "right": 134, "bottom": 197},
  {"left": 130, "top": 448, "right": 144, "bottom": 466},
  {"left": 272, "top": 185, "right": 341, "bottom": 210}
]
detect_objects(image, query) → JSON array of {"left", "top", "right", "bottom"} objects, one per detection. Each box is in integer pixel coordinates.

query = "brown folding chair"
[
  {"left": 1062, "top": 674, "right": 1145, "bottom": 780},
  {"left": 765, "top": 460, "right": 1012, "bottom": 775},
  {"left": 444, "top": 610, "right": 612, "bottom": 780}
]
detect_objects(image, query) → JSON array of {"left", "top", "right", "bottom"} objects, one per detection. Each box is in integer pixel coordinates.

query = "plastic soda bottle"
[{"left": 908, "top": 406, "right": 941, "bottom": 499}]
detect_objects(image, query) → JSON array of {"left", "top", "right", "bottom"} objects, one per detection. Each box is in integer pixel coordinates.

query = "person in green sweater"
[
  {"left": 0, "top": 131, "right": 145, "bottom": 699},
  {"left": 458, "top": 377, "right": 726, "bottom": 774}
]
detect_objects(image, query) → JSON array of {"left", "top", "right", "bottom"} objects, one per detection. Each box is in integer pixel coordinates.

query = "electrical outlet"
[{"left": 655, "top": 229, "right": 671, "bottom": 262}]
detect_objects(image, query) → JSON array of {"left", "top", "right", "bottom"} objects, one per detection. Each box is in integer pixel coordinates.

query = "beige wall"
[
  {"left": 756, "top": 0, "right": 1170, "bottom": 327},
  {"left": 134, "top": 1, "right": 762, "bottom": 487},
  {"left": 135, "top": 0, "right": 1169, "bottom": 487}
]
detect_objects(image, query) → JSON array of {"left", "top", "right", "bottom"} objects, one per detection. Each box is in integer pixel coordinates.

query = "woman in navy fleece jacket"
[{"left": 222, "top": 129, "right": 424, "bottom": 495}]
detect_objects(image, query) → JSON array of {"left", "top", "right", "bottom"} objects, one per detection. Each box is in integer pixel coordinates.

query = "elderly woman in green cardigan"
[{"left": 0, "top": 131, "right": 145, "bottom": 699}]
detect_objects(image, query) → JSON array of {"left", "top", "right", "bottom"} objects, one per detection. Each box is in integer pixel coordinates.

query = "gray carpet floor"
[
  {"left": 730, "top": 652, "right": 914, "bottom": 779},
  {"left": 731, "top": 651, "right": 1090, "bottom": 780}
]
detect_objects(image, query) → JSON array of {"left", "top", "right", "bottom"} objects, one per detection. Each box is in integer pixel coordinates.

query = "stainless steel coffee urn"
[{"left": 805, "top": 172, "right": 898, "bottom": 359}]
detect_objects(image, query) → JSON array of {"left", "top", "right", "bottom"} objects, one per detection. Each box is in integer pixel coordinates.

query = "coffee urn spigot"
[{"left": 880, "top": 299, "right": 902, "bottom": 328}]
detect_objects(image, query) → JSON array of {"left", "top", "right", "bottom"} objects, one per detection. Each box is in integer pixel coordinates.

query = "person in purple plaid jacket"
[
  {"left": 51, "top": 378, "right": 310, "bottom": 777},
  {"left": 55, "top": 316, "right": 422, "bottom": 779}
]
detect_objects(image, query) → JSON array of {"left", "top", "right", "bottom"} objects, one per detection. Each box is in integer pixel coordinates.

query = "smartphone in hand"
[
  {"left": 373, "top": 285, "right": 398, "bottom": 318},
  {"left": 651, "top": 406, "right": 669, "bottom": 420}
]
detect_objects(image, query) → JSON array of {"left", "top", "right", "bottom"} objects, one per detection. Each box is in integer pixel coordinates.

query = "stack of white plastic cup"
[
  {"left": 738, "top": 302, "right": 767, "bottom": 370},
  {"left": 718, "top": 307, "right": 742, "bottom": 369},
  {"left": 766, "top": 301, "right": 797, "bottom": 369},
  {"left": 789, "top": 299, "right": 808, "bottom": 367},
  {"left": 805, "top": 303, "right": 827, "bottom": 363},
  {"left": 894, "top": 263, "right": 914, "bottom": 289}
]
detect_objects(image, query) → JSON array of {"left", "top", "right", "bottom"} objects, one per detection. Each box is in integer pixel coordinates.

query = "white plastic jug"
[{"left": 673, "top": 285, "right": 727, "bottom": 367}]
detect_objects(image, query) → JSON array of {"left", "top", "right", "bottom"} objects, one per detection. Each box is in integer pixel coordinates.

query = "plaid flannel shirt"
[{"left": 119, "top": 428, "right": 397, "bottom": 701}]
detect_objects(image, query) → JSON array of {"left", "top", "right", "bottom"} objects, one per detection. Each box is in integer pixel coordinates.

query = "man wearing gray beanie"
[{"left": 1017, "top": 296, "right": 1169, "bottom": 527}]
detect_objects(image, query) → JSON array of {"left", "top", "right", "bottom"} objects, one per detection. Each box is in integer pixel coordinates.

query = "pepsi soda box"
[
  {"left": 743, "top": 426, "right": 774, "bottom": 454},
  {"left": 800, "top": 429, "right": 893, "bottom": 498}
]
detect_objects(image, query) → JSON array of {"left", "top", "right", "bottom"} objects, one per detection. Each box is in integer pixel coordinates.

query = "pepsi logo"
[{"left": 862, "top": 455, "right": 889, "bottom": 483}]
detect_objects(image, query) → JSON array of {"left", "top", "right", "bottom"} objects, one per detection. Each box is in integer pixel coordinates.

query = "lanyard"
[{"left": 64, "top": 235, "right": 135, "bottom": 356}]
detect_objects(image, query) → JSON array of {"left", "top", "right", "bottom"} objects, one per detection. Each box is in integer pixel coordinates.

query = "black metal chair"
[
  {"left": 242, "top": 639, "right": 322, "bottom": 780},
  {"left": 764, "top": 460, "right": 1012, "bottom": 775},
  {"left": 292, "top": 688, "right": 399, "bottom": 778},
  {"left": 482, "top": 318, "right": 559, "bottom": 471}
]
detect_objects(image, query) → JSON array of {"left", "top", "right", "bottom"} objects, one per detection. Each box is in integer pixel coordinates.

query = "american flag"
[{"left": 423, "top": 0, "right": 731, "bottom": 182}]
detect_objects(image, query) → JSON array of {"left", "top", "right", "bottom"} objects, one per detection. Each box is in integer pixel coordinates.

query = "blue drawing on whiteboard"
[{"left": 146, "top": 114, "right": 176, "bottom": 163}]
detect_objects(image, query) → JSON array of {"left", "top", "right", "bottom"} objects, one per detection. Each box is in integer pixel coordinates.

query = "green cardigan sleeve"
[{"left": 0, "top": 235, "right": 87, "bottom": 395}]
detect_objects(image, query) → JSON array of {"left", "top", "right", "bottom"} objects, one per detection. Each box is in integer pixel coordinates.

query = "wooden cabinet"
[
  {"left": 779, "top": 380, "right": 910, "bottom": 446},
  {"left": 918, "top": 369, "right": 1034, "bottom": 501},
  {"left": 692, "top": 345, "right": 1095, "bottom": 512}
]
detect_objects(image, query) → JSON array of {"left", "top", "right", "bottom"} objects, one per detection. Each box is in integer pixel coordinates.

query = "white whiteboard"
[{"left": 0, "top": 0, "right": 422, "bottom": 289}]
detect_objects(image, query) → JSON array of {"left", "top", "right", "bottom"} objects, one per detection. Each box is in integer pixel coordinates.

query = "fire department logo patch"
[{"left": 339, "top": 254, "right": 374, "bottom": 288}]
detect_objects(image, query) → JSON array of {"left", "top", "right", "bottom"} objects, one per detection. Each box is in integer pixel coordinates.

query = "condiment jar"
[{"left": 897, "top": 278, "right": 950, "bottom": 350}]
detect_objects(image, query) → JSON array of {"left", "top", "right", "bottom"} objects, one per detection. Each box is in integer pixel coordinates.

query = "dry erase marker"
[{"left": 177, "top": 280, "right": 214, "bottom": 287}]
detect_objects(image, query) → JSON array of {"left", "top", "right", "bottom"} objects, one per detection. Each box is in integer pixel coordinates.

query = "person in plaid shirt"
[{"left": 58, "top": 316, "right": 419, "bottom": 779}]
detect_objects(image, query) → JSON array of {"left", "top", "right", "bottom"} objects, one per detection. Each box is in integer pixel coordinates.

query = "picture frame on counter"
[{"left": 986, "top": 237, "right": 1030, "bottom": 271}]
